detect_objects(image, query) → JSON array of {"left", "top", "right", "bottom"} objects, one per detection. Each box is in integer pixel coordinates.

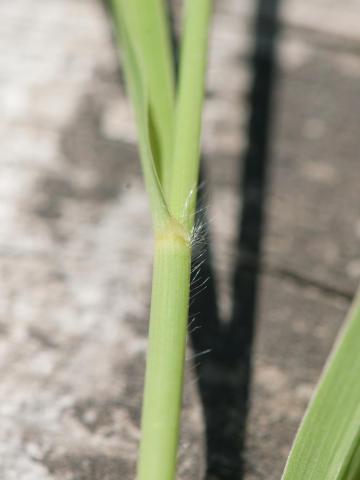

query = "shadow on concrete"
[{"left": 189, "top": 0, "right": 282, "bottom": 478}]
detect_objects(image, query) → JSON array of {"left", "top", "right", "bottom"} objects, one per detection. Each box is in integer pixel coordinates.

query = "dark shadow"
[{"left": 189, "top": 0, "right": 282, "bottom": 478}]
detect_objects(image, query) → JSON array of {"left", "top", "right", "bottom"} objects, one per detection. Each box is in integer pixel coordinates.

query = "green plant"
[{"left": 110, "top": 1, "right": 212, "bottom": 479}]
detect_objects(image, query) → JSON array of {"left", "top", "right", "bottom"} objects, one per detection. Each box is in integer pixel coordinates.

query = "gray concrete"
[{"left": 0, "top": 0, "right": 359, "bottom": 478}]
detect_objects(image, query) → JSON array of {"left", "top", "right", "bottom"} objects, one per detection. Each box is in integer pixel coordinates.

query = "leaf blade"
[
  {"left": 282, "top": 293, "right": 360, "bottom": 480},
  {"left": 110, "top": 0, "right": 170, "bottom": 230},
  {"left": 111, "top": 0, "right": 174, "bottom": 188}
]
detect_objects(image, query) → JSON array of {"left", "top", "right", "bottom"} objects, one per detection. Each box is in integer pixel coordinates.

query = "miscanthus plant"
[
  {"left": 110, "top": 0, "right": 211, "bottom": 479},
  {"left": 110, "top": 2, "right": 360, "bottom": 480}
]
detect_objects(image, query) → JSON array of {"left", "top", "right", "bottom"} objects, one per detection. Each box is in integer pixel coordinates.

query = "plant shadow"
[{"left": 188, "top": 0, "right": 282, "bottom": 478}]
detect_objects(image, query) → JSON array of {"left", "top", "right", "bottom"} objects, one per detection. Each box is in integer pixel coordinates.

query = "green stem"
[
  {"left": 137, "top": 221, "right": 191, "bottom": 480},
  {"left": 111, "top": 2, "right": 212, "bottom": 478},
  {"left": 168, "top": 0, "right": 212, "bottom": 229},
  {"left": 137, "top": 2, "right": 212, "bottom": 478}
]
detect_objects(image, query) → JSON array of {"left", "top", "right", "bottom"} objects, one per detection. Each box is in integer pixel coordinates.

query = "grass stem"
[
  {"left": 110, "top": 2, "right": 212, "bottom": 477},
  {"left": 168, "top": 0, "right": 212, "bottom": 229},
  {"left": 137, "top": 222, "right": 191, "bottom": 480}
]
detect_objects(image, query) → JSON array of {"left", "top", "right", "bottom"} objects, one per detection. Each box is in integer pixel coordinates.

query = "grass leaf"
[
  {"left": 282, "top": 292, "right": 360, "bottom": 480},
  {"left": 110, "top": 0, "right": 170, "bottom": 230},
  {"left": 111, "top": 0, "right": 174, "bottom": 188}
]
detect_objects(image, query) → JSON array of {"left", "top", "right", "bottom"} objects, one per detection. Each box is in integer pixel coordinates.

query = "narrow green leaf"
[
  {"left": 131, "top": 0, "right": 175, "bottom": 187},
  {"left": 111, "top": 0, "right": 174, "bottom": 188},
  {"left": 282, "top": 292, "right": 360, "bottom": 480},
  {"left": 110, "top": 1, "right": 170, "bottom": 230}
]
